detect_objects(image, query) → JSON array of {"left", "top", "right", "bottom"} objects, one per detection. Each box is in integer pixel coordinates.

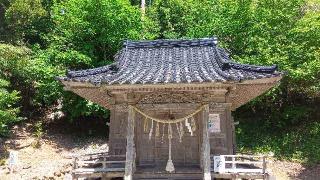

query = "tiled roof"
[{"left": 58, "top": 37, "right": 281, "bottom": 85}]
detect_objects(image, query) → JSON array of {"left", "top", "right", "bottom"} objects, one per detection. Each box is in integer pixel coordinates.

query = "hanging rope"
[
  {"left": 165, "top": 124, "right": 175, "bottom": 172},
  {"left": 130, "top": 104, "right": 207, "bottom": 173},
  {"left": 131, "top": 105, "right": 206, "bottom": 124}
]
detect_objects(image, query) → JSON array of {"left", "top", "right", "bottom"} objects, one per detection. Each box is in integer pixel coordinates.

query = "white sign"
[
  {"left": 208, "top": 114, "right": 220, "bottom": 133},
  {"left": 213, "top": 156, "right": 225, "bottom": 173},
  {"left": 9, "top": 151, "right": 18, "bottom": 166},
  {"left": 8, "top": 151, "right": 18, "bottom": 173}
]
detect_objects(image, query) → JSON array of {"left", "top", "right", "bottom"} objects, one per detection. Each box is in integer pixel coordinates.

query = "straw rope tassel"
[
  {"left": 180, "top": 122, "right": 184, "bottom": 139},
  {"left": 191, "top": 117, "right": 197, "bottom": 136},
  {"left": 155, "top": 122, "right": 160, "bottom": 137},
  {"left": 143, "top": 117, "right": 148, "bottom": 133},
  {"left": 185, "top": 118, "right": 193, "bottom": 136},
  {"left": 176, "top": 123, "right": 182, "bottom": 143},
  {"left": 161, "top": 123, "right": 166, "bottom": 143},
  {"left": 149, "top": 120, "right": 154, "bottom": 140},
  {"left": 165, "top": 124, "right": 175, "bottom": 173}
]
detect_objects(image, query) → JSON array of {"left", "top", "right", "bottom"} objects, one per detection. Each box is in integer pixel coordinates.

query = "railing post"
[
  {"left": 73, "top": 157, "right": 78, "bottom": 169},
  {"left": 262, "top": 156, "right": 266, "bottom": 174},
  {"left": 72, "top": 157, "right": 78, "bottom": 180},
  {"left": 124, "top": 105, "right": 135, "bottom": 180},
  {"left": 221, "top": 155, "right": 225, "bottom": 173},
  {"left": 103, "top": 157, "right": 106, "bottom": 169},
  {"left": 232, "top": 157, "right": 236, "bottom": 171},
  {"left": 202, "top": 104, "right": 212, "bottom": 180}
]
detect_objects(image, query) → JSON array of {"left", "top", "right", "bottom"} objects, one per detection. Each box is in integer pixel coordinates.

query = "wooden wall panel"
[
  {"left": 208, "top": 106, "right": 234, "bottom": 155},
  {"left": 135, "top": 109, "right": 200, "bottom": 168},
  {"left": 109, "top": 109, "right": 128, "bottom": 155}
]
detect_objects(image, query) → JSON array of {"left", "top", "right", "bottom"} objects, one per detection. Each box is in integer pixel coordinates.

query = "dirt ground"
[
  {"left": 0, "top": 123, "right": 109, "bottom": 180},
  {"left": 0, "top": 124, "right": 319, "bottom": 180}
]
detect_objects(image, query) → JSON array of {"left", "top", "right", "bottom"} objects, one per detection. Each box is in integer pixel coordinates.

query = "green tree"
[
  {"left": 148, "top": 0, "right": 193, "bottom": 38},
  {"left": 51, "top": 0, "right": 144, "bottom": 64},
  {"left": 0, "top": 79, "right": 21, "bottom": 136},
  {"left": 0, "top": 43, "right": 26, "bottom": 136},
  {"left": 5, "top": 0, "right": 47, "bottom": 43}
]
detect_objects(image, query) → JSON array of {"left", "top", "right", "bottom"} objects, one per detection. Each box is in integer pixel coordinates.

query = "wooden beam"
[
  {"left": 202, "top": 105, "right": 212, "bottom": 180},
  {"left": 124, "top": 106, "right": 135, "bottom": 180}
]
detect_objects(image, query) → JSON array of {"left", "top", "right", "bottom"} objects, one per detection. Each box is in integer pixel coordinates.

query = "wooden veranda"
[{"left": 72, "top": 153, "right": 269, "bottom": 180}]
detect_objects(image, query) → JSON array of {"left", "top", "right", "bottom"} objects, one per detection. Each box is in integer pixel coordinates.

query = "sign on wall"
[{"left": 208, "top": 114, "right": 221, "bottom": 133}]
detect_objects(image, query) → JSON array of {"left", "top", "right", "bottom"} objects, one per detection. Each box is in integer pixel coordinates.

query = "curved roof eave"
[{"left": 60, "top": 75, "right": 282, "bottom": 91}]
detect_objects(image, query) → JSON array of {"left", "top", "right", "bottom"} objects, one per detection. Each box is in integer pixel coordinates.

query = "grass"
[{"left": 236, "top": 118, "right": 320, "bottom": 165}]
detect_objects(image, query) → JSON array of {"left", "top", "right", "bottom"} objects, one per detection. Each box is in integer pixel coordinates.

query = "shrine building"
[{"left": 57, "top": 37, "right": 282, "bottom": 180}]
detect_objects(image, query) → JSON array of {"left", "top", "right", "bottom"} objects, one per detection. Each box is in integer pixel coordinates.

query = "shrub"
[{"left": 0, "top": 79, "right": 21, "bottom": 136}]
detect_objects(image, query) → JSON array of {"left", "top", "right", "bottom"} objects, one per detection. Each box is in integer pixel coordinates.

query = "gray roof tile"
[{"left": 58, "top": 37, "right": 281, "bottom": 85}]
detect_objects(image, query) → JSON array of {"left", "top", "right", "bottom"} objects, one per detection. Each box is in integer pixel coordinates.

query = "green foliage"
[
  {"left": 0, "top": 43, "right": 64, "bottom": 107},
  {"left": 51, "top": 0, "right": 144, "bottom": 63},
  {"left": 31, "top": 121, "right": 43, "bottom": 148},
  {"left": 148, "top": 0, "right": 193, "bottom": 38},
  {"left": 0, "top": 45, "right": 28, "bottom": 134},
  {"left": 0, "top": 79, "right": 21, "bottom": 136},
  {"left": 5, "top": 0, "right": 48, "bottom": 42},
  {"left": 0, "top": 42, "right": 108, "bottom": 122},
  {"left": 62, "top": 92, "right": 110, "bottom": 121},
  {"left": 236, "top": 118, "right": 320, "bottom": 164}
]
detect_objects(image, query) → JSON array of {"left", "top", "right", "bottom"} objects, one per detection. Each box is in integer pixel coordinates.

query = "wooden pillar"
[
  {"left": 124, "top": 105, "right": 135, "bottom": 180},
  {"left": 202, "top": 104, "right": 212, "bottom": 180}
]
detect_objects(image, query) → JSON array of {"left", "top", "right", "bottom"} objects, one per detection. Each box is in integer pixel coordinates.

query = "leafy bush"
[
  {"left": 0, "top": 43, "right": 63, "bottom": 107},
  {"left": 62, "top": 92, "right": 110, "bottom": 122},
  {"left": 236, "top": 118, "right": 320, "bottom": 164},
  {"left": 31, "top": 121, "right": 43, "bottom": 148},
  {"left": 0, "top": 79, "right": 21, "bottom": 136},
  {"left": 0, "top": 43, "right": 100, "bottom": 121}
]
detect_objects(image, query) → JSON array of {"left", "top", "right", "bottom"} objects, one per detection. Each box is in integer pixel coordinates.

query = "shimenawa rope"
[{"left": 130, "top": 105, "right": 206, "bottom": 124}]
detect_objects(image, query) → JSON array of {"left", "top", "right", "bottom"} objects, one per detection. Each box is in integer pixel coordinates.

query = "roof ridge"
[
  {"left": 214, "top": 47, "right": 278, "bottom": 73},
  {"left": 123, "top": 37, "right": 218, "bottom": 49},
  {"left": 229, "top": 62, "right": 278, "bottom": 73},
  {"left": 66, "top": 63, "right": 118, "bottom": 78}
]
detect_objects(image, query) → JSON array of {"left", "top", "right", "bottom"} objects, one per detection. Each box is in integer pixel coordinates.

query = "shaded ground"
[
  {"left": 268, "top": 159, "right": 320, "bottom": 180},
  {"left": 0, "top": 123, "right": 108, "bottom": 179},
  {"left": 0, "top": 123, "right": 319, "bottom": 180}
]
